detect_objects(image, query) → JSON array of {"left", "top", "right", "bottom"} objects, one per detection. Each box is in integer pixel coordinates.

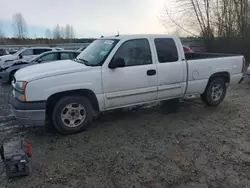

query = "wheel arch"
[
  {"left": 203, "top": 71, "right": 230, "bottom": 93},
  {"left": 46, "top": 89, "right": 100, "bottom": 117}
]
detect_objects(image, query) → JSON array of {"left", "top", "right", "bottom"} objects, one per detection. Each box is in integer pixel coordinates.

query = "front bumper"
[
  {"left": 10, "top": 97, "right": 46, "bottom": 127},
  {"left": 0, "top": 71, "right": 10, "bottom": 84}
]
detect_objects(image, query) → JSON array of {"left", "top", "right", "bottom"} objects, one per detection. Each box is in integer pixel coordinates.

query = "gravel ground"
[{"left": 0, "top": 79, "right": 250, "bottom": 188}]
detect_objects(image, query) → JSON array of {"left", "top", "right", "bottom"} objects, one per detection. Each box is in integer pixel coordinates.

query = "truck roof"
[{"left": 102, "top": 34, "right": 177, "bottom": 40}]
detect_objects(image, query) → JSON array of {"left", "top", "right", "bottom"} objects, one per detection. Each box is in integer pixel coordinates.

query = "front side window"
[
  {"left": 154, "top": 38, "right": 178, "bottom": 63},
  {"left": 21, "top": 49, "right": 33, "bottom": 56},
  {"left": 76, "top": 39, "right": 119, "bottom": 66},
  {"left": 113, "top": 39, "right": 152, "bottom": 67},
  {"left": 39, "top": 53, "right": 57, "bottom": 62}
]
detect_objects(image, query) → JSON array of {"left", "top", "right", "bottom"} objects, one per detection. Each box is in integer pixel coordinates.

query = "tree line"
[
  {"left": 162, "top": 0, "right": 250, "bottom": 39},
  {"left": 162, "top": 0, "right": 250, "bottom": 61},
  {"left": 0, "top": 12, "right": 75, "bottom": 39}
]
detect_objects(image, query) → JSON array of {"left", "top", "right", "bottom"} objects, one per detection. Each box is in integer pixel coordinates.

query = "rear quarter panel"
[{"left": 186, "top": 56, "right": 243, "bottom": 94}]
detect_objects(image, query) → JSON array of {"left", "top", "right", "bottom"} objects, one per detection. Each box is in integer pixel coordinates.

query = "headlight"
[
  {"left": 13, "top": 81, "right": 28, "bottom": 101},
  {"left": 14, "top": 91, "right": 26, "bottom": 101},
  {"left": 15, "top": 81, "right": 28, "bottom": 91}
]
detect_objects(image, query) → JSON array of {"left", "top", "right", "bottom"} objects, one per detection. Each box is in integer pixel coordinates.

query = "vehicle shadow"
[{"left": 18, "top": 98, "right": 230, "bottom": 139}]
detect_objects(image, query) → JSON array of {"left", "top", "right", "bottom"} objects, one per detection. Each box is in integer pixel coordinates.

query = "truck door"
[
  {"left": 102, "top": 38, "right": 158, "bottom": 110},
  {"left": 153, "top": 38, "right": 187, "bottom": 100}
]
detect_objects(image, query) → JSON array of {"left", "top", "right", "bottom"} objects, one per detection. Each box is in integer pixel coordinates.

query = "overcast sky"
[{"left": 0, "top": 0, "right": 166, "bottom": 38}]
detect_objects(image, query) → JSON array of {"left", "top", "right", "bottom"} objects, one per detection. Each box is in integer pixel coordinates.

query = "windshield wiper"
[{"left": 74, "top": 58, "right": 90, "bottom": 66}]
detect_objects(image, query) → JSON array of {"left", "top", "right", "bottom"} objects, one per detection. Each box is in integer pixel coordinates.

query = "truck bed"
[{"left": 185, "top": 52, "right": 240, "bottom": 60}]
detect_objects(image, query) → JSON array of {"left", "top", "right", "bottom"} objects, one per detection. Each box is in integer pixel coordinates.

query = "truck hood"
[
  {"left": 14, "top": 60, "right": 92, "bottom": 82},
  {"left": 0, "top": 55, "right": 18, "bottom": 65}
]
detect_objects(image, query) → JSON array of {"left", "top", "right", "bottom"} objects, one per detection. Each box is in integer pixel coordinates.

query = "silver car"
[{"left": 0, "top": 50, "right": 80, "bottom": 84}]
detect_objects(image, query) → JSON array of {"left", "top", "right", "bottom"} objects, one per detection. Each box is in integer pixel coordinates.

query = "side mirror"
[
  {"left": 109, "top": 57, "right": 125, "bottom": 69},
  {"left": 19, "top": 54, "right": 23, "bottom": 59},
  {"left": 37, "top": 59, "right": 42, "bottom": 63}
]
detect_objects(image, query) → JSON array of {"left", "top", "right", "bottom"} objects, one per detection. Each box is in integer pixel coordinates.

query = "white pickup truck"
[{"left": 11, "top": 35, "right": 246, "bottom": 135}]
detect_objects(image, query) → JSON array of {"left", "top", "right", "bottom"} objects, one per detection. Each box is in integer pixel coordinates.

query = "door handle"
[{"left": 147, "top": 69, "right": 156, "bottom": 76}]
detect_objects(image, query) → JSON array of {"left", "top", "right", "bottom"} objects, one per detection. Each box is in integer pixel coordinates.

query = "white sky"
[{"left": 0, "top": 0, "right": 167, "bottom": 37}]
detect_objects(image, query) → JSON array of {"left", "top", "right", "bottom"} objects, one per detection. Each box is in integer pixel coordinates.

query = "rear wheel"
[
  {"left": 52, "top": 96, "right": 94, "bottom": 135},
  {"left": 201, "top": 78, "right": 227, "bottom": 106}
]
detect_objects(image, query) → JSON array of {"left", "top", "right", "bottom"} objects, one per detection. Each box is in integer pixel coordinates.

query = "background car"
[
  {"left": 0, "top": 50, "right": 80, "bottom": 84},
  {"left": 8, "top": 49, "right": 18, "bottom": 55},
  {"left": 183, "top": 45, "right": 194, "bottom": 54},
  {"left": 0, "top": 47, "right": 57, "bottom": 66},
  {"left": 0, "top": 49, "right": 8, "bottom": 56}
]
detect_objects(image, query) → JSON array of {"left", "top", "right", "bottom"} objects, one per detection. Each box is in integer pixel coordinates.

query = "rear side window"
[
  {"left": 60, "top": 52, "right": 76, "bottom": 60},
  {"left": 154, "top": 38, "right": 178, "bottom": 63},
  {"left": 40, "top": 53, "right": 58, "bottom": 62},
  {"left": 34, "top": 48, "right": 52, "bottom": 55}
]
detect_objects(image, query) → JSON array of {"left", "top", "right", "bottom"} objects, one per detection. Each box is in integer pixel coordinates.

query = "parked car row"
[
  {"left": 0, "top": 50, "right": 80, "bottom": 84},
  {"left": 0, "top": 47, "right": 60, "bottom": 66},
  {"left": 9, "top": 34, "right": 245, "bottom": 135}
]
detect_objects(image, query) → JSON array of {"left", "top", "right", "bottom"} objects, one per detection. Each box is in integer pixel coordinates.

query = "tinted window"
[
  {"left": 34, "top": 48, "right": 52, "bottom": 55},
  {"left": 21, "top": 49, "right": 33, "bottom": 56},
  {"left": 154, "top": 38, "right": 178, "bottom": 63},
  {"left": 113, "top": 39, "right": 152, "bottom": 67},
  {"left": 39, "top": 53, "right": 58, "bottom": 62},
  {"left": 61, "top": 52, "right": 75, "bottom": 60},
  {"left": 74, "top": 52, "right": 80, "bottom": 58}
]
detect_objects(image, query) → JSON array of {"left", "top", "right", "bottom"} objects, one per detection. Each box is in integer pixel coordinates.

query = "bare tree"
[
  {"left": 12, "top": 13, "right": 27, "bottom": 38},
  {"left": 0, "top": 21, "right": 4, "bottom": 38},
  {"left": 64, "top": 24, "right": 75, "bottom": 39},
  {"left": 53, "top": 24, "right": 61, "bottom": 39},
  {"left": 60, "top": 26, "right": 65, "bottom": 39},
  {"left": 65, "top": 24, "right": 71, "bottom": 39},
  {"left": 161, "top": 0, "right": 250, "bottom": 38},
  {"left": 45, "top": 28, "right": 51, "bottom": 39},
  {"left": 70, "top": 25, "right": 75, "bottom": 39}
]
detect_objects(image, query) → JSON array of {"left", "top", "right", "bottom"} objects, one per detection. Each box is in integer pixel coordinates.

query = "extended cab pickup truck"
[{"left": 10, "top": 35, "right": 246, "bottom": 135}]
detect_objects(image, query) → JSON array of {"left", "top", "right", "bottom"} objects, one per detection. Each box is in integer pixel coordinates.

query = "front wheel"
[
  {"left": 52, "top": 96, "right": 94, "bottom": 135},
  {"left": 201, "top": 78, "right": 227, "bottom": 106}
]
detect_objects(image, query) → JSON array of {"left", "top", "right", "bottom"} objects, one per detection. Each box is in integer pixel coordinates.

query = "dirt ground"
[{"left": 1, "top": 79, "right": 250, "bottom": 188}]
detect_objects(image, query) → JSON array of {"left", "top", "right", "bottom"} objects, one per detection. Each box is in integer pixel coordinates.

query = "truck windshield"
[{"left": 75, "top": 39, "right": 119, "bottom": 66}]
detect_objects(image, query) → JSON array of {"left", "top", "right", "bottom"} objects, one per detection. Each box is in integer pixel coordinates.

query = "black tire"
[
  {"left": 201, "top": 78, "right": 227, "bottom": 106},
  {"left": 52, "top": 96, "right": 94, "bottom": 135}
]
